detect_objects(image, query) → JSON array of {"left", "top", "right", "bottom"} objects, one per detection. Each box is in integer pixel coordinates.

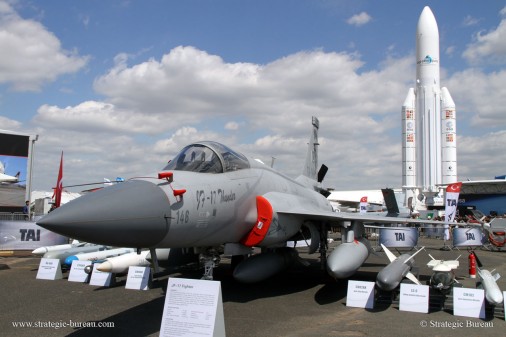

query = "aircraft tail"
[
  {"left": 15, "top": 172, "right": 20, "bottom": 179},
  {"left": 381, "top": 188, "right": 400, "bottom": 217},
  {"left": 302, "top": 116, "right": 319, "bottom": 180},
  {"left": 296, "top": 117, "right": 329, "bottom": 196}
]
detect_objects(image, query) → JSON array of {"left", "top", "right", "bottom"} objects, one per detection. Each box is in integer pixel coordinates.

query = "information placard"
[
  {"left": 89, "top": 264, "right": 114, "bottom": 287},
  {"left": 453, "top": 287, "right": 485, "bottom": 318},
  {"left": 68, "top": 260, "right": 90, "bottom": 283},
  {"left": 36, "top": 258, "right": 62, "bottom": 280},
  {"left": 399, "top": 284, "right": 429, "bottom": 313},
  {"left": 346, "top": 280, "right": 374, "bottom": 309},
  {"left": 160, "top": 278, "right": 226, "bottom": 337},
  {"left": 125, "top": 266, "right": 150, "bottom": 290}
]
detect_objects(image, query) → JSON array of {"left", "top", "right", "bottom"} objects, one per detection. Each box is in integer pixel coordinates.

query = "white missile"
[
  {"left": 43, "top": 245, "right": 109, "bottom": 264},
  {"left": 32, "top": 240, "right": 86, "bottom": 255},
  {"left": 402, "top": 6, "right": 457, "bottom": 207},
  {"left": 478, "top": 269, "right": 503, "bottom": 306},
  {"left": 95, "top": 248, "right": 168, "bottom": 273},
  {"left": 97, "top": 250, "right": 150, "bottom": 273},
  {"left": 64, "top": 247, "right": 136, "bottom": 266}
]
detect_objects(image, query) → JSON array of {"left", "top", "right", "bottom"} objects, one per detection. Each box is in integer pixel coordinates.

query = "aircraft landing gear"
[
  {"left": 199, "top": 248, "right": 221, "bottom": 280},
  {"left": 319, "top": 224, "right": 328, "bottom": 271}
]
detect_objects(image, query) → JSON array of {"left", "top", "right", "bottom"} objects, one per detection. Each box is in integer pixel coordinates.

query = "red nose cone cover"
[{"left": 240, "top": 196, "right": 273, "bottom": 247}]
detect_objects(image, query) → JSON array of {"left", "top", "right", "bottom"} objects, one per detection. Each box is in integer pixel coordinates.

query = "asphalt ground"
[{"left": 1, "top": 236, "right": 505, "bottom": 337}]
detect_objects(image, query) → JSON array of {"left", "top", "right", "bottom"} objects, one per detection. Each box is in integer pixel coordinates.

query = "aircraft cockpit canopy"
[{"left": 163, "top": 141, "right": 250, "bottom": 173}]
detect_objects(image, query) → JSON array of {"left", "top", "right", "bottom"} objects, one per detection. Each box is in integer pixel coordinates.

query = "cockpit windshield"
[{"left": 163, "top": 141, "right": 250, "bottom": 173}]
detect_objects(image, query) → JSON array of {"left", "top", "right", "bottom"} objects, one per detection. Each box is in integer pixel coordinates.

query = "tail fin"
[
  {"left": 15, "top": 172, "right": 20, "bottom": 179},
  {"left": 381, "top": 188, "right": 400, "bottom": 217},
  {"left": 302, "top": 116, "right": 319, "bottom": 180}
]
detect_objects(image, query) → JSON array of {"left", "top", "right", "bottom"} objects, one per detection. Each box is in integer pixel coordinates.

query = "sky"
[{"left": 0, "top": 0, "right": 505, "bottom": 193}]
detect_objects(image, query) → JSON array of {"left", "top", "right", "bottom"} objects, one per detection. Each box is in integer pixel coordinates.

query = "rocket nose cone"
[
  {"left": 417, "top": 6, "right": 438, "bottom": 34},
  {"left": 37, "top": 180, "right": 170, "bottom": 247}
]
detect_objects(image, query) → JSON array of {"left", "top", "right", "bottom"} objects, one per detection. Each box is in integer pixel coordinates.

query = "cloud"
[
  {"left": 224, "top": 121, "right": 240, "bottom": 131},
  {"left": 0, "top": 115, "right": 21, "bottom": 130},
  {"left": 0, "top": 1, "right": 89, "bottom": 91},
  {"left": 462, "top": 15, "right": 480, "bottom": 27},
  {"left": 29, "top": 46, "right": 415, "bottom": 190},
  {"left": 463, "top": 8, "right": 506, "bottom": 65},
  {"left": 445, "top": 68, "right": 506, "bottom": 127},
  {"left": 346, "top": 12, "right": 372, "bottom": 27},
  {"left": 24, "top": 42, "right": 506, "bottom": 191}
]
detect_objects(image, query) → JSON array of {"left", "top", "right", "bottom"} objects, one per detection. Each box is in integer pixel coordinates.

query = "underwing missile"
[
  {"left": 95, "top": 248, "right": 173, "bottom": 273},
  {"left": 64, "top": 247, "right": 136, "bottom": 267},
  {"left": 32, "top": 240, "right": 87, "bottom": 256},
  {"left": 43, "top": 245, "right": 110, "bottom": 265}
]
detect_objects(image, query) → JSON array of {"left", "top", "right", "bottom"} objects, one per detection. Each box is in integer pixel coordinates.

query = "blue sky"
[{"left": 0, "top": 0, "right": 505, "bottom": 192}]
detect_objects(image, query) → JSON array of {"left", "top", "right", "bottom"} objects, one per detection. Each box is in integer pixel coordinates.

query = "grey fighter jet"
[{"left": 38, "top": 117, "right": 440, "bottom": 283}]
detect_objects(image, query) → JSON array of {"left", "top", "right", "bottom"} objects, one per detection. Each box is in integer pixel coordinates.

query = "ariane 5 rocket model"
[{"left": 402, "top": 6, "right": 457, "bottom": 207}]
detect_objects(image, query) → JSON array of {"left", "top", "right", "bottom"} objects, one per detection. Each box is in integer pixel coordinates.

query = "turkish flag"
[{"left": 444, "top": 182, "right": 462, "bottom": 240}]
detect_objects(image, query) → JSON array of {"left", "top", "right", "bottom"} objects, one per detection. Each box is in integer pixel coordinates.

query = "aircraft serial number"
[
  {"left": 196, "top": 189, "right": 236, "bottom": 210},
  {"left": 175, "top": 210, "right": 190, "bottom": 224}
]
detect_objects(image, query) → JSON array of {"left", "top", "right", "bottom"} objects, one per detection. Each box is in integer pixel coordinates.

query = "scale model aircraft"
[{"left": 38, "top": 117, "right": 443, "bottom": 283}]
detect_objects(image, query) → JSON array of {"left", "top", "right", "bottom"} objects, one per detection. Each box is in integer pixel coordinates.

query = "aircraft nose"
[{"left": 37, "top": 180, "right": 170, "bottom": 247}]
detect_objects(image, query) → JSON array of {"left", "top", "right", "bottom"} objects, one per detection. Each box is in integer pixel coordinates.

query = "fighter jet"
[
  {"left": 376, "top": 244, "right": 424, "bottom": 291},
  {"left": 38, "top": 117, "right": 443, "bottom": 283}
]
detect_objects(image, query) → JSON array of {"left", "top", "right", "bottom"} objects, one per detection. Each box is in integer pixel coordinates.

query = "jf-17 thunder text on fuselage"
[{"left": 38, "top": 117, "right": 442, "bottom": 283}]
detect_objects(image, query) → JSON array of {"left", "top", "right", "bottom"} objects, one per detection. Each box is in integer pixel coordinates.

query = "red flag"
[
  {"left": 53, "top": 152, "right": 63, "bottom": 208},
  {"left": 446, "top": 182, "right": 462, "bottom": 194},
  {"left": 444, "top": 182, "right": 462, "bottom": 240},
  {"left": 359, "top": 196, "right": 368, "bottom": 213}
]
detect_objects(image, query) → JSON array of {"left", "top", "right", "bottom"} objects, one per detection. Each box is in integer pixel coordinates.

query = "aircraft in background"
[
  {"left": 38, "top": 117, "right": 443, "bottom": 283},
  {"left": 0, "top": 161, "right": 20, "bottom": 184}
]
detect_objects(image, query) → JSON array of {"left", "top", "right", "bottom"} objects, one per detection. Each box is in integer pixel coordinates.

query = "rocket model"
[{"left": 402, "top": 6, "right": 457, "bottom": 207}]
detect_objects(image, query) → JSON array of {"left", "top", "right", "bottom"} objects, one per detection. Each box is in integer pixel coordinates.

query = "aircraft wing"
[{"left": 262, "top": 191, "right": 445, "bottom": 227}]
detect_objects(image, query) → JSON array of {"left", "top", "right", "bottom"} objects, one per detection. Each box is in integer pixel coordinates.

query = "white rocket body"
[{"left": 402, "top": 6, "right": 457, "bottom": 207}]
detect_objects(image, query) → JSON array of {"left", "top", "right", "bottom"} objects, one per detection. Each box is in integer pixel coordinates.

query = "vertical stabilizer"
[
  {"left": 302, "top": 116, "right": 319, "bottom": 180},
  {"left": 381, "top": 188, "right": 400, "bottom": 216}
]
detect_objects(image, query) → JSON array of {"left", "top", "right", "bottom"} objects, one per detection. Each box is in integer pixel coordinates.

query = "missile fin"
[{"left": 406, "top": 272, "right": 421, "bottom": 285}]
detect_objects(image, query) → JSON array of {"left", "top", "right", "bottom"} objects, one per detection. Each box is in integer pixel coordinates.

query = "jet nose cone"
[{"left": 37, "top": 180, "right": 170, "bottom": 247}]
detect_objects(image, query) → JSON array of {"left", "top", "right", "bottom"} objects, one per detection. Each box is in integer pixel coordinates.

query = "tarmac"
[{"left": 0, "top": 236, "right": 505, "bottom": 337}]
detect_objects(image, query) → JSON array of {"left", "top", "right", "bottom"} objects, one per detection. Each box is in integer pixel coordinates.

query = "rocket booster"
[
  {"left": 441, "top": 87, "right": 457, "bottom": 184},
  {"left": 402, "top": 6, "right": 457, "bottom": 202}
]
